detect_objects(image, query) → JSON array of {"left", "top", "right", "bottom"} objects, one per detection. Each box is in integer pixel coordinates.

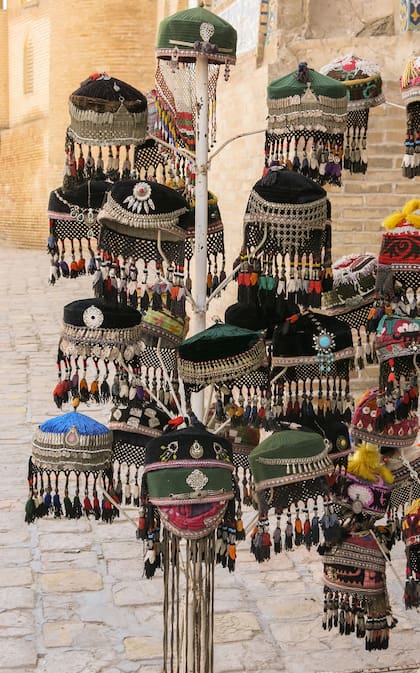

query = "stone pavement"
[{"left": 1, "top": 244, "right": 420, "bottom": 673}]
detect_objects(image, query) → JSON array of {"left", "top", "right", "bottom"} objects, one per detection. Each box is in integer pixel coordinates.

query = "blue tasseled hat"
[{"left": 32, "top": 409, "right": 113, "bottom": 473}]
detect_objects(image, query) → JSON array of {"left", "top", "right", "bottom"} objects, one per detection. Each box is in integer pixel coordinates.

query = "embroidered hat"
[
  {"left": 143, "top": 423, "right": 235, "bottom": 539},
  {"left": 400, "top": 55, "right": 420, "bottom": 178},
  {"left": 249, "top": 425, "right": 333, "bottom": 511},
  {"left": 351, "top": 387, "right": 419, "bottom": 448},
  {"left": 26, "top": 406, "right": 114, "bottom": 524},
  {"left": 375, "top": 314, "right": 420, "bottom": 363},
  {"left": 333, "top": 442, "right": 394, "bottom": 519},
  {"left": 97, "top": 179, "right": 190, "bottom": 245},
  {"left": 140, "top": 305, "right": 189, "bottom": 349},
  {"left": 271, "top": 310, "right": 355, "bottom": 372},
  {"left": 63, "top": 73, "right": 148, "bottom": 192},
  {"left": 32, "top": 409, "right": 112, "bottom": 474},
  {"left": 67, "top": 72, "right": 148, "bottom": 148},
  {"left": 224, "top": 302, "right": 267, "bottom": 333},
  {"left": 375, "top": 199, "right": 420, "bottom": 314},
  {"left": 177, "top": 322, "right": 268, "bottom": 388},
  {"left": 154, "top": 5, "right": 236, "bottom": 192},
  {"left": 54, "top": 298, "right": 143, "bottom": 408},
  {"left": 320, "top": 54, "right": 384, "bottom": 174},
  {"left": 109, "top": 398, "right": 172, "bottom": 470},
  {"left": 266, "top": 62, "right": 347, "bottom": 185},
  {"left": 47, "top": 180, "right": 112, "bottom": 284},
  {"left": 242, "top": 167, "right": 330, "bottom": 310},
  {"left": 320, "top": 253, "right": 377, "bottom": 320},
  {"left": 156, "top": 6, "right": 237, "bottom": 65},
  {"left": 322, "top": 531, "right": 393, "bottom": 651}
]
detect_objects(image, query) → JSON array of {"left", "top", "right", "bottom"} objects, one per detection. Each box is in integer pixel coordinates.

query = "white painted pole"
[{"left": 190, "top": 52, "right": 209, "bottom": 422}]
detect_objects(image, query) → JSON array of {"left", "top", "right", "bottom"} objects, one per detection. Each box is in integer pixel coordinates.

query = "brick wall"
[{"left": 0, "top": 0, "right": 158, "bottom": 248}]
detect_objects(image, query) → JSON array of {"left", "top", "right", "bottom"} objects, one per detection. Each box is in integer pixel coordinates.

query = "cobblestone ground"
[{"left": 1, "top": 245, "right": 420, "bottom": 673}]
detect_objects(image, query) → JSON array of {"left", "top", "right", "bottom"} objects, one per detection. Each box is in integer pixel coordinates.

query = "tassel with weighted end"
[
  {"left": 303, "top": 508, "right": 312, "bottom": 550},
  {"left": 92, "top": 490, "right": 100, "bottom": 520},
  {"left": 137, "top": 505, "right": 148, "bottom": 541},
  {"left": 294, "top": 508, "right": 303, "bottom": 546},
  {"left": 227, "top": 520, "right": 237, "bottom": 573},
  {"left": 235, "top": 507, "right": 246, "bottom": 541},
  {"left": 273, "top": 514, "right": 282, "bottom": 554},
  {"left": 132, "top": 474, "right": 140, "bottom": 508},
  {"left": 64, "top": 489, "right": 74, "bottom": 518},
  {"left": 25, "top": 493, "right": 36, "bottom": 524},
  {"left": 73, "top": 489, "right": 82, "bottom": 518},
  {"left": 285, "top": 511, "right": 293, "bottom": 550},
  {"left": 83, "top": 490, "right": 93, "bottom": 517},
  {"left": 144, "top": 534, "right": 157, "bottom": 579},
  {"left": 53, "top": 489, "right": 63, "bottom": 518}
]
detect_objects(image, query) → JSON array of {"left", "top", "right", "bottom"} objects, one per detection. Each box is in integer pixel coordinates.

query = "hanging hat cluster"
[
  {"left": 54, "top": 298, "right": 144, "bottom": 409},
  {"left": 64, "top": 72, "right": 148, "bottom": 190},
  {"left": 47, "top": 180, "right": 112, "bottom": 285},
  {"left": 351, "top": 386, "right": 419, "bottom": 449},
  {"left": 265, "top": 62, "right": 348, "bottom": 186},
  {"left": 375, "top": 199, "right": 420, "bottom": 317},
  {"left": 400, "top": 55, "right": 420, "bottom": 178},
  {"left": 321, "top": 443, "right": 397, "bottom": 650},
  {"left": 26, "top": 403, "right": 116, "bottom": 524},
  {"left": 141, "top": 421, "right": 238, "bottom": 671},
  {"left": 320, "top": 54, "right": 384, "bottom": 174},
  {"left": 402, "top": 499, "right": 420, "bottom": 608},
  {"left": 241, "top": 166, "right": 331, "bottom": 314}
]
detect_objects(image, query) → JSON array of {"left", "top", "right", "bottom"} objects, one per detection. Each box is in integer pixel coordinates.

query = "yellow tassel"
[
  {"left": 406, "top": 211, "right": 420, "bottom": 229},
  {"left": 383, "top": 211, "right": 405, "bottom": 230},
  {"left": 402, "top": 198, "right": 420, "bottom": 217},
  {"left": 347, "top": 442, "right": 394, "bottom": 484}
]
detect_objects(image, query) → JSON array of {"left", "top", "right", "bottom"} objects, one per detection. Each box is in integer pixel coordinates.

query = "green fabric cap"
[
  {"left": 146, "top": 466, "right": 233, "bottom": 503},
  {"left": 177, "top": 322, "right": 267, "bottom": 386},
  {"left": 249, "top": 429, "right": 332, "bottom": 491},
  {"left": 156, "top": 6, "right": 237, "bottom": 64},
  {"left": 268, "top": 68, "right": 347, "bottom": 101}
]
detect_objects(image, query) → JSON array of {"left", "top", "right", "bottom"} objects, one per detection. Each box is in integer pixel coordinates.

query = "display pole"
[{"left": 190, "top": 52, "right": 209, "bottom": 422}]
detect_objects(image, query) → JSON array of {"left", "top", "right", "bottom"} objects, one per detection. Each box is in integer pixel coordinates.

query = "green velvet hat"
[
  {"left": 156, "top": 6, "right": 237, "bottom": 65},
  {"left": 143, "top": 423, "right": 235, "bottom": 539},
  {"left": 267, "top": 64, "right": 348, "bottom": 133},
  {"left": 249, "top": 427, "right": 332, "bottom": 491},
  {"left": 177, "top": 322, "right": 267, "bottom": 387},
  {"left": 265, "top": 63, "right": 347, "bottom": 185}
]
